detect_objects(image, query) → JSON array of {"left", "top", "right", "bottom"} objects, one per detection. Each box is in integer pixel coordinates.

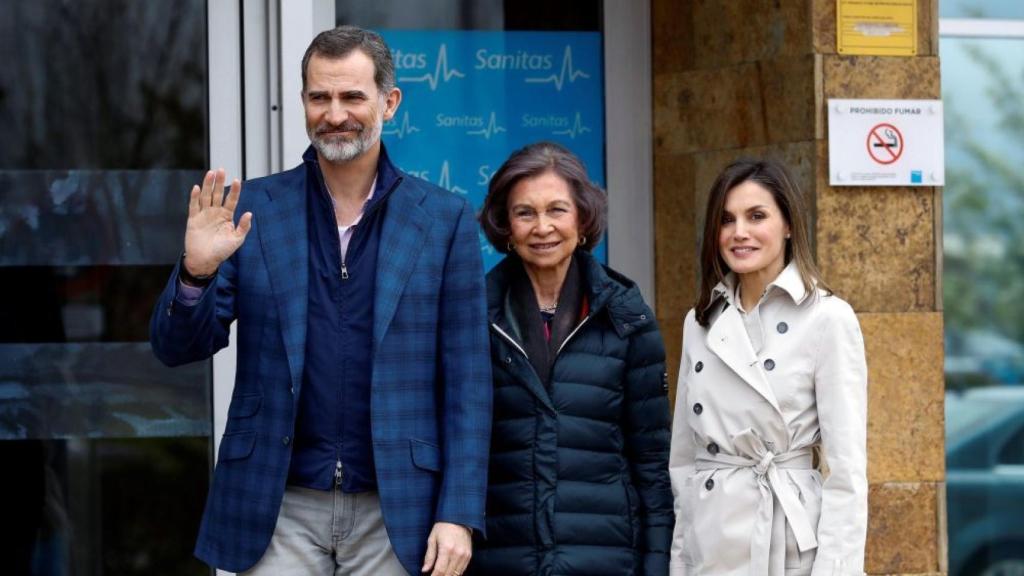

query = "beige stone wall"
[{"left": 652, "top": 0, "right": 946, "bottom": 573}]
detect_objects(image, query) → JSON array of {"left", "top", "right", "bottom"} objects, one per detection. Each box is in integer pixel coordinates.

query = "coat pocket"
[
  {"left": 227, "top": 393, "right": 262, "bottom": 419},
  {"left": 410, "top": 438, "right": 442, "bottom": 472},
  {"left": 218, "top": 431, "right": 256, "bottom": 462}
]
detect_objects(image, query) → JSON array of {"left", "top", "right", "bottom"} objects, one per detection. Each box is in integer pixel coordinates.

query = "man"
[{"left": 151, "top": 26, "right": 491, "bottom": 576}]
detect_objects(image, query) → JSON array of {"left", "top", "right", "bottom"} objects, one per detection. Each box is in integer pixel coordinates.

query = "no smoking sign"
[
  {"left": 867, "top": 123, "right": 903, "bottom": 165},
  {"left": 828, "top": 98, "right": 944, "bottom": 186}
]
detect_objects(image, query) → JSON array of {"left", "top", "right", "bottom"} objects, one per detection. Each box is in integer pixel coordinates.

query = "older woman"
[
  {"left": 669, "top": 158, "right": 868, "bottom": 575},
  {"left": 470, "top": 141, "right": 673, "bottom": 576}
]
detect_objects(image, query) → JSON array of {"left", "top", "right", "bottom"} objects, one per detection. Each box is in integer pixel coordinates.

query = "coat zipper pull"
[
  {"left": 340, "top": 262, "right": 349, "bottom": 280},
  {"left": 335, "top": 460, "right": 343, "bottom": 486}
]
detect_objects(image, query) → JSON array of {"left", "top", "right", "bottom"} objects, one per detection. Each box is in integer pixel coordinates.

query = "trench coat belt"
[{"left": 694, "top": 430, "right": 817, "bottom": 576}]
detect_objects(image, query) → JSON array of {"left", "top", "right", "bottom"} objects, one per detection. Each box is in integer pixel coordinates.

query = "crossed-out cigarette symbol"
[{"left": 867, "top": 123, "right": 903, "bottom": 165}]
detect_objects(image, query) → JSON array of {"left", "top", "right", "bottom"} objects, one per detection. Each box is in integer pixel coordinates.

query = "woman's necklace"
[{"left": 539, "top": 301, "right": 558, "bottom": 313}]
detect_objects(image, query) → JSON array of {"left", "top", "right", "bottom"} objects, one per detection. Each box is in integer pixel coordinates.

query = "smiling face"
[
  {"left": 302, "top": 51, "right": 400, "bottom": 163},
  {"left": 718, "top": 180, "right": 791, "bottom": 281},
  {"left": 507, "top": 170, "right": 580, "bottom": 275}
]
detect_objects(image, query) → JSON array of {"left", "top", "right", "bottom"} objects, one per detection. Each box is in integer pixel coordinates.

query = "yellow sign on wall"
[{"left": 837, "top": 0, "right": 917, "bottom": 56}]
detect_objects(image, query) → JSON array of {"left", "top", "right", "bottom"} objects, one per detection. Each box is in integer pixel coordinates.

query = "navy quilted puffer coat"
[{"left": 471, "top": 251, "right": 674, "bottom": 576}]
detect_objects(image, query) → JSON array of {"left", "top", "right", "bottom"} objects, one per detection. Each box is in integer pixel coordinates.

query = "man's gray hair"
[{"left": 301, "top": 25, "right": 395, "bottom": 94}]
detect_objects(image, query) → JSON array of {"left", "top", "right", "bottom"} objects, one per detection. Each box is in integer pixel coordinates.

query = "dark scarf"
[{"left": 507, "top": 254, "right": 585, "bottom": 386}]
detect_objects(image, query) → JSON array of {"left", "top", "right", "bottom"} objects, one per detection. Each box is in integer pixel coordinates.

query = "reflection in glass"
[
  {"left": 0, "top": 343, "right": 209, "bottom": 440},
  {"left": 0, "top": 1, "right": 211, "bottom": 574},
  {"left": 943, "top": 37, "right": 1024, "bottom": 389},
  {"left": 0, "top": 171, "right": 201, "bottom": 267},
  {"left": 336, "top": 0, "right": 601, "bottom": 31},
  {"left": 943, "top": 34, "right": 1024, "bottom": 576},
  {"left": 0, "top": 438, "right": 209, "bottom": 575},
  {"left": 939, "top": 0, "right": 1024, "bottom": 20},
  {"left": 0, "top": 1, "right": 207, "bottom": 170}
]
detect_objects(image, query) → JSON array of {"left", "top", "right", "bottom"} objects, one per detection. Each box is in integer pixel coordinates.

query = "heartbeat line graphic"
[
  {"left": 437, "top": 161, "right": 468, "bottom": 195},
  {"left": 383, "top": 112, "right": 420, "bottom": 139},
  {"left": 480, "top": 234, "right": 497, "bottom": 255},
  {"left": 398, "top": 44, "right": 464, "bottom": 91},
  {"left": 525, "top": 46, "right": 590, "bottom": 91},
  {"left": 553, "top": 112, "right": 591, "bottom": 139},
  {"left": 466, "top": 112, "right": 506, "bottom": 139}
]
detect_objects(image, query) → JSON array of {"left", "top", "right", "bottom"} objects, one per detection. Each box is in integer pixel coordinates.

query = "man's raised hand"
[{"left": 183, "top": 169, "right": 252, "bottom": 277}]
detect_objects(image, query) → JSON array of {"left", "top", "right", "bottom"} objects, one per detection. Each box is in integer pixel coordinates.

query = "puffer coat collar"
[{"left": 487, "top": 249, "right": 652, "bottom": 343}]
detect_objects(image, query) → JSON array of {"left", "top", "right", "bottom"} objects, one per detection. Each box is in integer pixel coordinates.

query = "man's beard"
[{"left": 309, "top": 114, "right": 383, "bottom": 163}]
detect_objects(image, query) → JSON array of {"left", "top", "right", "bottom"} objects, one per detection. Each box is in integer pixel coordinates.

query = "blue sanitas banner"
[{"left": 379, "top": 30, "right": 606, "bottom": 271}]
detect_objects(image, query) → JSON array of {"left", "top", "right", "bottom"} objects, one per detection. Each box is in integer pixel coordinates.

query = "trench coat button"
[
  {"left": 282, "top": 436, "right": 291, "bottom": 446},
  {"left": 640, "top": 314, "right": 647, "bottom": 320},
  {"left": 693, "top": 403, "right": 703, "bottom": 415},
  {"left": 707, "top": 442, "right": 719, "bottom": 455},
  {"left": 777, "top": 322, "right": 789, "bottom": 334},
  {"left": 505, "top": 356, "right": 512, "bottom": 364},
  {"left": 704, "top": 478, "right": 715, "bottom": 491},
  {"left": 764, "top": 359, "right": 776, "bottom": 371},
  {"left": 695, "top": 361, "right": 703, "bottom": 373}
]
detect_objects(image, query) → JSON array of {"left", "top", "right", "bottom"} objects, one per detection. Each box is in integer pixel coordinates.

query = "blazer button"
[
  {"left": 764, "top": 359, "right": 776, "bottom": 371},
  {"left": 705, "top": 478, "right": 715, "bottom": 491},
  {"left": 777, "top": 322, "right": 789, "bottom": 334},
  {"left": 707, "top": 442, "right": 719, "bottom": 455},
  {"left": 693, "top": 403, "right": 703, "bottom": 415},
  {"left": 282, "top": 436, "right": 291, "bottom": 446},
  {"left": 695, "top": 361, "right": 703, "bottom": 373}
]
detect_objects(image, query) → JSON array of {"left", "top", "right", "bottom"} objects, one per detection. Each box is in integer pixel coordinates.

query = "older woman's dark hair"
[
  {"left": 480, "top": 141, "right": 607, "bottom": 253},
  {"left": 695, "top": 157, "right": 831, "bottom": 326}
]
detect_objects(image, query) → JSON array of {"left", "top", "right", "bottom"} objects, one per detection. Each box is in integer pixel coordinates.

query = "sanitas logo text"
[
  {"left": 475, "top": 49, "right": 552, "bottom": 70},
  {"left": 391, "top": 49, "right": 427, "bottom": 69}
]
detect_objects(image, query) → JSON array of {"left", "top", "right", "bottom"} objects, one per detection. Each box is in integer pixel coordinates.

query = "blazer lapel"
[
  {"left": 374, "top": 182, "right": 432, "bottom": 348},
  {"left": 259, "top": 183, "right": 309, "bottom": 397},
  {"left": 705, "top": 304, "right": 783, "bottom": 414}
]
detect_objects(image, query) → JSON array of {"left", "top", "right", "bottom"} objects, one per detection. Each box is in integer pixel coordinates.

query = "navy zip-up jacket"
[{"left": 287, "top": 145, "right": 400, "bottom": 492}]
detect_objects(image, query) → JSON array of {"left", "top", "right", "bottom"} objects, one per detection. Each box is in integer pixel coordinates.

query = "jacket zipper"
[
  {"left": 320, "top": 167, "right": 403, "bottom": 283},
  {"left": 491, "top": 323, "right": 529, "bottom": 359},
  {"left": 335, "top": 459, "right": 343, "bottom": 486},
  {"left": 556, "top": 315, "right": 592, "bottom": 357},
  {"left": 491, "top": 314, "right": 593, "bottom": 361}
]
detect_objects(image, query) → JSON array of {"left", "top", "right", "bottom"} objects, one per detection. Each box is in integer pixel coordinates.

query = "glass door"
[
  {"left": 940, "top": 3, "right": 1024, "bottom": 575},
  {"left": 0, "top": 1, "right": 241, "bottom": 574}
]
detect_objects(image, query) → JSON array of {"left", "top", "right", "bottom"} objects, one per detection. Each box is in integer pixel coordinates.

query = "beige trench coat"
[{"left": 669, "top": 263, "right": 868, "bottom": 576}]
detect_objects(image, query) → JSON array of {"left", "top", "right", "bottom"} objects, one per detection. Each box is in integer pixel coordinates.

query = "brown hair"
[
  {"left": 695, "top": 158, "right": 831, "bottom": 326},
  {"left": 301, "top": 25, "right": 395, "bottom": 94},
  {"left": 480, "top": 141, "right": 606, "bottom": 253}
]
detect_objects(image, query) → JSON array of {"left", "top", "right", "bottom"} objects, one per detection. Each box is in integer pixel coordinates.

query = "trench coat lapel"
[{"left": 705, "top": 303, "right": 783, "bottom": 415}]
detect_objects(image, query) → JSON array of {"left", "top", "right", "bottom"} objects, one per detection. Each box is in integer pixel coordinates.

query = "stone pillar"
[{"left": 652, "top": 1, "right": 946, "bottom": 573}]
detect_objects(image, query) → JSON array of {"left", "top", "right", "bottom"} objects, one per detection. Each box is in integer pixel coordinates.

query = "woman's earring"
[
  {"left": 579, "top": 235, "right": 587, "bottom": 246},
  {"left": 507, "top": 242, "right": 514, "bottom": 252}
]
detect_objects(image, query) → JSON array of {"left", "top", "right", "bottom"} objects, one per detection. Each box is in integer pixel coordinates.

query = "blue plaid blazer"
[{"left": 150, "top": 156, "right": 492, "bottom": 574}]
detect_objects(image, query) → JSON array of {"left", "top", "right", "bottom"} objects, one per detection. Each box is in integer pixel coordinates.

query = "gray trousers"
[{"left": 241, "top": 486, "right": 408, "bottom": 576}]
